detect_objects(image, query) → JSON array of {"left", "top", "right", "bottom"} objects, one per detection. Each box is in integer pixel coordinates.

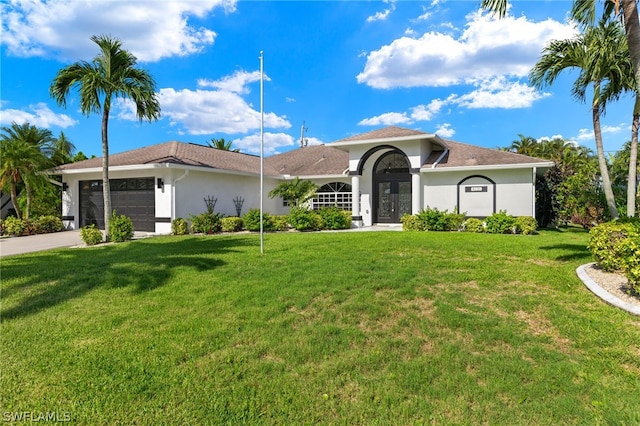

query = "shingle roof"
[
  {"left": 54, "top": 141, "right": 281, "bottom": 175},
  {"left": 423, "top": 139, "right": 550, "bottom": 168},
  {"left": 265, "top": 144, "right": 348, "bottom": 176},
  {"left": 335, "top": 126, "right": 428, "bottom": 142}
]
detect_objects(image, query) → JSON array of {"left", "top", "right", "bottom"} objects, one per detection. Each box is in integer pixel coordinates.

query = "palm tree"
[
  {"left": 0, "top": 122, "right": 54, "bottom": 219},
  {"left": 50, "top": 35, "right": 160, "bottom": 240},
  {"left": 509, "top": 134, "right": 539, "bottom": 156},
  {"left": 529, "top": 20, "right": 626, "bottom": 219},
  {"left": 49, "top": 131, "right": 77, "bottom": 166},
  {"left": 207, "top": 137, "right": 239, "bottom": 152}
]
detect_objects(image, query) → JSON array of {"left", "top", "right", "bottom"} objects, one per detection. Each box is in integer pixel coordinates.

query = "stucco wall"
[{"left": 422, "top": 168, "right": 535, "bottom": 217}]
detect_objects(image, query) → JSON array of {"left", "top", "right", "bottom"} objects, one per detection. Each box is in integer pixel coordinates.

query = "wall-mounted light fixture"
[
  {"left": 62, "top": 182, "right": 68, "bottom": 191},
  {"left": 157, "top": 178, "right": 164, "bottom": 189}
]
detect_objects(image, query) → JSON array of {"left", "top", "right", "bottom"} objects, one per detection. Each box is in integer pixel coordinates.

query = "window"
[{"left": 311, "top": 182, "right": 352, "bottom": 211}]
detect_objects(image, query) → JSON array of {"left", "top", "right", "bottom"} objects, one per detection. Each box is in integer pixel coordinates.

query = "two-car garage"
[{"left": 79, "top": 177, "right": 156, "bottom": 232}]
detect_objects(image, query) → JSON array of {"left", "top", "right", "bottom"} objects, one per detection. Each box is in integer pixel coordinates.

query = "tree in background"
[
  {"left": 207, "top": 137, "right": 239, "bottom": 152},
  {"left": 268, "top": 177, "right": 318, "bottom": 210},
  {"left": 50, "top": 35, "right": 161, "bottom": 241},
  {"left": 0, "top": 122, "right": 54, "bottom": 219}
]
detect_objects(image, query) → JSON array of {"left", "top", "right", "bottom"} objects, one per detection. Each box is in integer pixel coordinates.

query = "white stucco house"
[{"left": 52, "top": 126, "right": 554, "bottom": 233}]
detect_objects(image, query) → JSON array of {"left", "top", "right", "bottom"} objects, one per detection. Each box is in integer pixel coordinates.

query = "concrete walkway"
[{"left": 0, "top": 230, "right": 85, "bottom": 257}]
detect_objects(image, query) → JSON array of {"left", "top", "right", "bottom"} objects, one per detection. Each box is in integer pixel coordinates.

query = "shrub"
[
  {"left": 221, "top": 216, "right": 243, "bottom": 232},
  {"left": 243, "top": 208, "right": 274, "bottom": 232},
  {"left": 443, "top": 211, "right": 465, "bottom": 232},
  {"left": 416, "top": 207, "right": 447, "bottom": 231},
  {"left": 80, "top": 224, "right": 103, "bottom": 245},
  {"left": 401, "top": 214, "right": 424, "bottom": 231},
  {"left": 3, "top": 217, "right": 27, "bottom": 236},
  {"left": 110, "top": 211, "right": 134, "bottom": 242},
  {"left": 588, "top": 221, "right": 640, "bottom": 272},
  {"left": 190, "top": 212, "right": 222, "bottom": 234},
  {"left": 318, "top": 207, "right": 351, "bottom": 230},
  {"left": 515, "top": 216, "right": 537, "bottom": 235},
  {"left": 172, "top": 218, "right": 189, "bottom": 235},
  {"left": 485, "top": 211, "right": 517, "bottom": 234},
  {"left": 36, "top": 215, "right": 64, "bottom": 233},
  {"left": 272, "top": 215, "right": 290, "bottom": 232},
  {"left": 289, "top": 207, "right": 323, "bottom": 231},
  {"left": 617, "top": 236, "right": 640, "bottom": 292},
  {"left": 462, "top": 218, "right": 485, "bottom": 233}
]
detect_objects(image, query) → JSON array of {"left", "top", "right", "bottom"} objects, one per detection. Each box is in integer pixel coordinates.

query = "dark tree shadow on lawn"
[
  {"left": 539, "top": 243, "right": 592, "bottom": 262},
  {"left": 0, "top": 236, "right": 254, "bottom": 321}
]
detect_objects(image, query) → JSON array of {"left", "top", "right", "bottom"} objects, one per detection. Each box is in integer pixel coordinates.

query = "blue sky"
[{"left": 0, "top": 0, "right": 633, "bottom": 158}]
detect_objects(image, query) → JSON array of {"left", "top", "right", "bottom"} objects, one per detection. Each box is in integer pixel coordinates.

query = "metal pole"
[{"left": 259, "top": 51, "right": 264, "bottom": 254}]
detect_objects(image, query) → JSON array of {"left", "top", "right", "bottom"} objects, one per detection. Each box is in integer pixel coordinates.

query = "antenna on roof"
[{"left": 300, "top": 121, "right": 308, "bottom": 147}]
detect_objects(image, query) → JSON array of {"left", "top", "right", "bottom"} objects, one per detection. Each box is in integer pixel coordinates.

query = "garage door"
[{"left": 80, "top": 178, "right": 155, "bottom": 232}]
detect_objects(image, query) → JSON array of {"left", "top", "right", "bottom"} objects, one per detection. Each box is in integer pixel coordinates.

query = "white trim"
[
  {"left": 329, "top": 133, "right": 446, "bottom": 148},
  {"left": 56, "top": 163, "right": 266, "bottom": 178},
  {"left": 420, "top": 161, "right": 554, "bottom": 173}
]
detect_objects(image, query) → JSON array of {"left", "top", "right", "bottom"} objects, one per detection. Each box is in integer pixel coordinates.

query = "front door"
[{"left": 376, "top": 179, "right": 411, "bottom": 223}]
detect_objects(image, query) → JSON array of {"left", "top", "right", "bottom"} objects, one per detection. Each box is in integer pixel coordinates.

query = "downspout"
[
  {"left": 532, "top": 167, "right": 537, "bottom": 217},
  {"left": 431, "top": 148, "right": 449, "bottom": 169},
  {"left": 171, "top": 169, "right": 189, "bottom": 220}
]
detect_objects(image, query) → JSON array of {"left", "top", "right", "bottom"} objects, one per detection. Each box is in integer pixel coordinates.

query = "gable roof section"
[
  {"left": 423, "top": 139, "right": 552, "bottom": 170},
  {"left": 334, "top": 126, "right": 428, "bottom": 143},
  {"left": 54, "top": 141, "right": 281, "bottom": 176},
  {"left": 265, "top": 145, "right": 348, "bottom": 176}
]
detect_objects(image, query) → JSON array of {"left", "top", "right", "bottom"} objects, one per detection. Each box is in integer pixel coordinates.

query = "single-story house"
[{"left": 53, "top": 126, "right": 554, "bottom": 233}]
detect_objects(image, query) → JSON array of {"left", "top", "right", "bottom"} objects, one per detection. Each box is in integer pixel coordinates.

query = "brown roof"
[
  {"left": 265, "top": 144, "right": 348, "bottom": 176},
  {"left": 335, "top": 126, "right": 428, "bottom": 142},
  {"left": 423, "top": 139, "right": 550, "bottom": 168},
  {"left": 54, "top": 141, "right": 281, "bottom": 176}
]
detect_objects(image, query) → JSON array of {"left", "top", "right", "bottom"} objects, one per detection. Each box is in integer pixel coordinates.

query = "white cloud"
[
  {"left": 435, "top": 123, "right": 455, "bottom": 138},
  {"left": 411, "top": 99, "right": 445, "bottom": 121},
  {"left": 575, "top": 123, "right": 626, "bottom": 141},
  {"left": 358, "top": 112, "right": 412, "bottom": 126},
  {"left": 1, "top": 0, "right": 236, "bottom": 62},
  {"left": 158, "top": 81, "right": 290, "bottom": 135},
  {"left": 449, "top": 78, "right": 549, "bottom": 109},
  {"left": 366, "top": 0, "right": 396, "bottom": 23},
  {"left": 357, "top": 9, "right": 577, "bottom": 89},
  {"left": 0, "top": 102, "right": 77, "bottom": 128},
  {"left": 234, "top": 132, "right": 295, "bottom": 156},
  {"left": 197, "top": 71, "right": 265, "bottom": 95}
]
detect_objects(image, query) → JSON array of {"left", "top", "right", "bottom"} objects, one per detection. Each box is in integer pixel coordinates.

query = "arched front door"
[{"left": 373, "top": 151, "right": 411, "bottom": 223}]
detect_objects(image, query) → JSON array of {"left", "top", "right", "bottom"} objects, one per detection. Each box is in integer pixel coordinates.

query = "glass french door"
[{"left": 376, "top": 180, "right": 411, "bottom": 223}]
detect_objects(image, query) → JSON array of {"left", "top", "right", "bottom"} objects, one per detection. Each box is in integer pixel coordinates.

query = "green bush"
[
  {"left": 462, "top": 218, "right": 485, "bottom": 233},
  {"left": 3, "top": 217, "right": 27, "bottom": 236},
  {"left": 289, "top": 207, "right": 323, "bottom": 231},
  {"left": 190, "top": 212, "right": 222, "bottom": 234},
  {"left": 588, "top": 221, "right": 640, "bottom": 272},
  {"left": 317, "top": 207, "right": 351, "bottom": 230},
  {"left": 110, "top": 211, "right": 135, "bottom": 242},
  {"left": 221, "top": 216, "right": 243, "bottom": 232},
  {"left": 443, "top": 211, "right": 465, "bottom": 232},
  {"left": 171, "top": 218, "right": 189, "bottom": 235},
  {"left": 80, "top": 224, "right": 103, "bottom": 245},
  {"left": 617, "top": 236, "right": 640, "bottom": 292},
  {"left": 242, "top": 208, "right": 274, "bottom": 232},
  {"left": 416, "top": 207, "right": 447, "bottom": 231},
  {"left": 515, "top": 216, "right": 538, "bottom": 235},
  {"left": 401, "top": 214, "right": 424, "bottom": 231},
  {"left": 36, "top": 215, "right": 64, "bottom": 233},
  {"left": 272, "top": 215, "right": 290, "bottom": 232},
  {"left": 485, "top": 211, "right": 517, "bottom": 234}
]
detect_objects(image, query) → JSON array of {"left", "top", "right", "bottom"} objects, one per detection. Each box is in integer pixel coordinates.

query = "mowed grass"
[{"left": 1, "top": 229, "right": 639, "bottom": 424}]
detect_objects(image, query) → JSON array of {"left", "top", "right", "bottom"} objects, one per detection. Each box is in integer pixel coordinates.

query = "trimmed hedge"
[
  {"left": 172, "top": 218, "right": 189, "bottom": 235},
  {"left": 403, "top": 210, "right": 537, "bottom": 235},
  {"left": 221, "top": 216, "right": 243, "bottom": 232},
  {"left": 80, "top": 224, "right": 103, "bottom": 245},
  {"left": 109, "top": 211, "right": 134, "bottom": 242}
]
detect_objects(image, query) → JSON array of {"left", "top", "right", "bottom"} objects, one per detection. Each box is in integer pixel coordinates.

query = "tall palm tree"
[
  {"left": 50, "top": 35, "right": 160, "bottom": 240},
  {"left": 207, "top": 137, "right": 239, "bottom": 152},
  {"left": 509, "top": 134, "right": 539, "bottom": 156},
  {"left": 0, "top": 122, "right": 54, "bottom": 219},
  {"left": 49, "top": 131, "right": 77, "bottom": 166},
  {"left": 529, "top": 20, "right": 626, "bottom": 219}
]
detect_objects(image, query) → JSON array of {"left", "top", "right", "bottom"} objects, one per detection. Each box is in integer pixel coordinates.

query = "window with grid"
[{"left": 311, "top": 182, "right": 352, "bottom": 211}]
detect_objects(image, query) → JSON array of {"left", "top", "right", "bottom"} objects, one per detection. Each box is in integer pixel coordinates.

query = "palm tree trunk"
[
  {"left": 622, "top": 0, "right": 640, "bottom": 95},
  {"left": 24, "top": 181, "right": 32, "bottom": 220},
  {"left": 9, "top": 182, "right": 21, "bottom": 219},
  {"left": 629, "top": 107, "right": 639, "bottom": 217},
  {"left": 102, "top": 103, "right": 112, "bottom": 242},
  {"left": 593, "top": 97, "right": 619, "bottom": 219}
]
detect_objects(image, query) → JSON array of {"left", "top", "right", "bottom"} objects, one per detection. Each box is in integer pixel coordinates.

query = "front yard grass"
[{"left": 1, "top": 229, "right": 639, "bottom": 424}]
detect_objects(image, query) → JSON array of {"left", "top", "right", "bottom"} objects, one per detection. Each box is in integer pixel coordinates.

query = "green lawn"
[{"left": 2, "top": 229, "right": 639, "bottom": 424}]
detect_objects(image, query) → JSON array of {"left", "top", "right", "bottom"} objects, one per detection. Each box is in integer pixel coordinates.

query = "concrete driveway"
[{"left": 0, "top": 230, "right": 84, "bottom": 257}]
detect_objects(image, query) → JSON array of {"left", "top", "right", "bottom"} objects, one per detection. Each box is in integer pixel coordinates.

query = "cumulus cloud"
[
  {"left": 1, "top": 0, "right": 236, "bottom": 62},
  {"left": 575, "top": 124, "right": 626, "bottom": 141},
  {"left": 0, "top": 102, "right": 77, "bottom": 128},
  {"left": 357, "top": 9, "right": 577, "bottom": 89},
  {"left": 448, "top": 78, "right": 550, "bottom": 109},
  {"left": 198, "top": 71, "right": 266, "bottom": 95},
  {"left": 435, "top": 123, "right": 455, "bottom": 138},
  {"left": 234, "top": 132, "right": 295, "bottom": 156},
  {"left": 358, "top": 112, "right": 412, "bottom": 126}
]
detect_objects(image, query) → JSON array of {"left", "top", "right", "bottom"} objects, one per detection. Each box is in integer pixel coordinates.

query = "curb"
[{"left": 576, "top": 263, "right": 640, "bottom": 316}]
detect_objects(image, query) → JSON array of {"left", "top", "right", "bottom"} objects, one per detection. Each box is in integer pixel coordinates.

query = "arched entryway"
[{"left": 373, "top": 150, "right": 411, "bottom": 223}]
